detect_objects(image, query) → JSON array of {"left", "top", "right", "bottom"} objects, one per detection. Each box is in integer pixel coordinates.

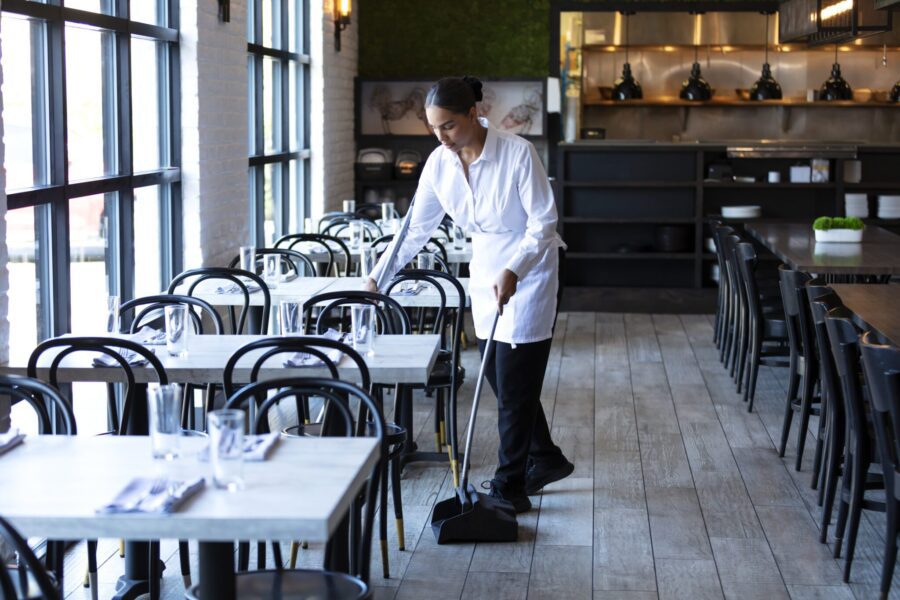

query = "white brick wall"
[
  {"left": 0, "top": 0, "right": 11, "bottom": 434},
  {"left": 180, "top": 0, "right": 250, "bottom": 268},
  {"left": 310, "top": 0, "right": 357, "bottom": 218}
]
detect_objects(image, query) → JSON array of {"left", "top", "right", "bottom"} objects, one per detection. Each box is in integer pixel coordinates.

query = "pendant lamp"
[
  {"left": 613, "top": 12, "right": 642, "bottom": 100},
  {"left": 819, "top": 44, "right": 852, "bottom": 101},
  {"left": 890, "top": 80, "right": 899, "bottom": 102},
  {"left": 749, "top": 12, "right": 782, "bottom": 100},
  {"left": 680, "top": 46, "right": 713, "bottom": 101}
]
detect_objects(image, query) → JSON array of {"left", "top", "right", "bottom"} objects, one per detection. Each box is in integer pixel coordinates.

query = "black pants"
[{"left": 476, "top": 337, "right": 563, "bottom": 489}]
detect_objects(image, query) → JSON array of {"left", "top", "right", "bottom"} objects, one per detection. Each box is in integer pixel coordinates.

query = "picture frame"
[{"left": 356, "top": 78, "right": 547, "bottom": 138}]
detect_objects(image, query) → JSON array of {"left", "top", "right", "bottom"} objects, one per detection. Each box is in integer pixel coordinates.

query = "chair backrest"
[
  {"left": 304, "top": 291, "right": 411, "bottom": 337},
  {"left": 353, "top": 203, "right": 383, "bottom": 220},
  {"left": 120, "top": 294, "right": 224, "bottom": 335},
  {"left": 713, "top": 225, "right": 735, "bottom": 291},
  {"left": 222, "top": 336, "right": 371, "bottom": 397},
  {"left": 27, "top": 337, "right": 167, "bottom": 436},
  {"left": 322, "top": 218, "right": 382, "bottom": 243},
  {"left": 0, "top": 516, "right": 61, "bottom": 600},
  {"left": 223, "top": 377, "right": 385, "bottom": 583},
  {"left": 371, "top": 234, "right": 449, "bottom": 266},
  {"left": 722, "top": 234, "right": 743, "bottom": 308},
  {"left": 778, "top": 265, "right": 815, "bottom": 363},
  {"left": 167, "top": 267, "right": 271, "bottom": 334},
  {"left": 0, "top": 375, "right": 76, "bottom": 435},
  {"left": 734, "top": 241, "right": 763, "bottom": 322},
  {"left": 227, "top": 247, "right": 316, "bottom": 278},
  {"left": 317, "top": 211, "right": 355, "bottom": 232},
  {"left": 859, "top": 331, "right": 900, "bottom": 499},
  {"left": 808, "top": 291, "right": 844, "bottom": 428},
  {"left": 274, "top": 233, "right": 351, "bottom": 277},
  {"left": 824, "top": 306, "right": 870, "bottom": 450}
]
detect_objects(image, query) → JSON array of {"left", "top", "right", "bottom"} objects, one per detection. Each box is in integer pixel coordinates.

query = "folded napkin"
[
  {"left": 214, "top": 281, "right": 261, "bottom": 295},
  {"left": 393, "top": 282, "right": 425, "bottom": 296},
  {"left": 132, "top": 326, "right": 166, "bottom": 345},
  {"left": 198, "top": 433, "right": 280, "bottom": 462},
  {"left": 284, "top": 329, "right": 345, "bottom": 367},
  {"left": 92, "top": 350, "right": 149, "bottom": 368},
  {"left": 0, "top": 428, "right": 25, "bottom": 457},
  {"left": 98, "top": 476, "right": 205, "bottom": 514}
]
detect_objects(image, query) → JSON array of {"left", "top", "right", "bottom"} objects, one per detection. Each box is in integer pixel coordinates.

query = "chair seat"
[
  {"left": 285, "top": 422, "right": 406, "bottom": 446},
  {"left": 426, "top": 361, "right": 465, "bottom": 388},
  {"left": 6, "top": 567, "right": 59, "bottom": 600},
  {"left": 187, "top": 569, "right": 369, "bottom": 600}
]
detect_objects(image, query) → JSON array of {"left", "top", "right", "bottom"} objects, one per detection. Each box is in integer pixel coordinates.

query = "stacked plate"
[
  {"left": 877, "top": 195, "right": 900, "bottom": 220},
  {"left": 844, "top": 193, "right": 869, "bottom": 218},
  {"left": 721, "top": 205, "right": 762, "bottom": 219}
]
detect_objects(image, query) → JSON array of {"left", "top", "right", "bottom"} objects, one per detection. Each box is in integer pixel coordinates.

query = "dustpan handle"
[{"left": 458, "top": 310, "right": 501, "bottom": 493}]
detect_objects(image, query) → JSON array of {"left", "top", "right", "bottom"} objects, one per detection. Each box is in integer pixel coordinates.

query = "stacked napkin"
[
  {"left": 215, "top": 281, "right": 262, "bottom": 295},
  {"left": 198, "top": 432, "right": 280, "bottom": 462},
  {"left": 284, "top": 329, "right": 346, "bottom": 367},
  {"left": 132, "top": 326, "right": 166, "bottom": 345},
  {"left": 98, "top": 476, "right": 205, "bottom": 514},
  {"left": 92, "top": 350, "right": 148, "bottom": 368},
  {"left": 0, "top": 428, "right": 25, "bottom": 457},
  {"left": 393, "top": 282, "right": 425, "bottom": 296}
]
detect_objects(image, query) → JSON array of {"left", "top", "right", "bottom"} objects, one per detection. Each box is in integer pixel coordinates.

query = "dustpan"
[{"left": 430, "top": 311, "right": 518, "bottom": 544}]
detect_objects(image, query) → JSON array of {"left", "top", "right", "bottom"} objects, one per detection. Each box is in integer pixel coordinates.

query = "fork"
[{"left": 130, "top": 478, "right": 168, "bottom": 512}]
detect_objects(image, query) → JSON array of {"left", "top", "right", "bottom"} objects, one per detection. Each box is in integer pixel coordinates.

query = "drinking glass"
[
  {"left": 263, "top": 254, "right": 281, "bottom": 289},
  {"left": 279, "top": 301, "right": 304, "bottom": 335},
  {"left": 239, "top": 245, "right": 256, "bottom": 272},
  {"left": 165, "top": 304, "right": 188, "bottom": 357},
  {"left": 351, "top": 304, "right": 376, "bottom": 356},
  {"left": 342, "top": 199, "right": 356, "bottom": 214},
  {"left": 381, "top": 201, "right": 395, "bottom": 222},
  {"left": 106, "top": 295, "right": 120, "bottom": 333},
  {"left": 349, "top": 221, "right": 365, "bottom": 249},
  {"left": 148, "top": 383, "right": 182, "bottom": 460},
  {"left": 417, "top": 252, "right": 435, "bottom": 271},
  {"left": 360, "top": 245, "right": 378, "bottom": 279},
  {"left": 208, "top": 409, "right": 245, "bottom": 491},
  {"left": 452, "top": 226, "right": 466, "bottom": 250}
]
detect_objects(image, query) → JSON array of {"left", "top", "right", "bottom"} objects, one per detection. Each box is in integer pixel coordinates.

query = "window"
[
  {"left": 248, "top": 0, "right": 310, "bottom": 246},
  {"left": 1, "top": 1, "right": 181, "bottom": 362}
]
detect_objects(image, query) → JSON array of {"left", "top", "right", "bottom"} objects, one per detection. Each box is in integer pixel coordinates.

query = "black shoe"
[
  {"left": 487, "top": 480, "right": 532, "bottom": 514},
  {"left": 524, "top": 457, "right": 575, "bottom": 496}
]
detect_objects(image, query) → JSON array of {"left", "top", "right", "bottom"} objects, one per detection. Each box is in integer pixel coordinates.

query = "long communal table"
[
  {"left": 744, "top": 221, "right": 900, "bottom": 276},
  {"left": 0, "top": 435, "right": 378, "bottom": 600},
  {"left": 830, "top": 283, "right": 900, "bottom": 347}
]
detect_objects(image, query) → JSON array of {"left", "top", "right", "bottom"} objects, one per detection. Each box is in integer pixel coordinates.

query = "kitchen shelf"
[
  {"left": 844, "top": 182, "right": 900, "bottom": 190},
  {"left": 581, "top": 98, "right": 899, "bottom": 108},
  {"left": 567, "top": 252, "right": 696, "bottom": 260},
  {"left": 562, "top": 180, "right": 696, "bottom": 188},
  {"left": 704, "top": 182, "right": 835, "bottom": 189},
  {"left": 563, "top": 217, "right": 696, "bottom": 224}
]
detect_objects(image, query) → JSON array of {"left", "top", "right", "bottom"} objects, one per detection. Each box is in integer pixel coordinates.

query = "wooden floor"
[{"left": 59, "top": 312, "right": 900, "bottom": 599}]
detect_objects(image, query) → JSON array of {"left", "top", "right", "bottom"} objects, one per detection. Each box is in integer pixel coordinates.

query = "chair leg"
[
  {"left": 148, "top": 541, "right": 160, "bottom": 600},
  {"left": 819, "top": 427, "right": 842, "bottom": 543},
  {"left": 380, "top": 458, "right": 390, "bottom": 578},
  {"left": 833, "top": 461, "right": 851, "bottom": 559},
  {"left": 271, "top": 542, "right": 284, "bottom": 569},
  {"left": 879, "top": 503, "right": 899, "bottom": 599},
  {"left": 736, "top": 318, "right": 750, "bottom": 393},
  {"left": 810, "top": 413, "right": 826, "bottom": 491},
  {"left": 257, "top": 541, "right": 266, "bottom": 569},
  {"left": 391, "top": 451, "right": 405, "bottom": 551},
  {"left": 795, "top": 368, "right": 817, "bottom": 471},
  {"left": 238, "top": 541, "right": 250, "bottom": 571},
  {"left": 86, "top": 540, "right": 99, "bottom": 600},
  {"left": 119, "top": 539, "right": 125, "bottom": 558},
  {"left": 778, "top": 354, "right": 801, "bottom": 456},
  {"left": 842, "top": 456, "right": 867, "bottom": 583},
  {"left": 179, "top": 540, "right": 191, "bottom": 588},
  {"left": 289, "top": 541, "right": 300, "bottom": 569}
]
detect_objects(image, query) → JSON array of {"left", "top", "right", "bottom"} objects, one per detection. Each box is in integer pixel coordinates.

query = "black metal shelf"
[
  {"left": 563, "top": 217, "right": 696, "bottom": 224},
  {"left": 844, "top": 182, "right": 900, "bottom": 190},
  {"left": 567, "top": 252, "right": 696, "bottom": 260},
  {"left": 703, "top": 182, "right": 836, "bottom": 189},
  {"left": 561, "top": 180, "right": 696, "bottom": 188}
]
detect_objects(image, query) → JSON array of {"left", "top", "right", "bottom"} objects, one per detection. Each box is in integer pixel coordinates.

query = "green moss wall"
[{"left": 357, "top": 0, "right": 551, "bottom": 78}]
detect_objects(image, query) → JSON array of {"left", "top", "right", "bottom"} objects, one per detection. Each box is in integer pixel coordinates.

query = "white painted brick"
[{"left": 0, "top": 0, "right": 11, "bottom": 434}]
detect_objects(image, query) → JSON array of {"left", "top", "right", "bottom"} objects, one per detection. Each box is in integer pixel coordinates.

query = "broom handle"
[{"left": 458, "top": 310, "right": 501, "bottom": 492}]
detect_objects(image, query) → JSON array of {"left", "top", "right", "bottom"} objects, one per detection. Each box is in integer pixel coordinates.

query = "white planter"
[{"left": 814, "top": 228, "right": 864, "bottom": 243}]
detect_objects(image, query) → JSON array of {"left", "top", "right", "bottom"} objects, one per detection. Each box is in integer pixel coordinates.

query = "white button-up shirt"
[{"left": 369, "top": 118, "right": 566, "bottom": 344}]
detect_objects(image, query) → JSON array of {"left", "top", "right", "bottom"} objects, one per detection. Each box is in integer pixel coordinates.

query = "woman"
[{"left": 365, "top": 76, "right": 573, "bottom": 512}]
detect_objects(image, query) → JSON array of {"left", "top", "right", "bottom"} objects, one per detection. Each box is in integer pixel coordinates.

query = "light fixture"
[
  {"left": 890, "top": 80, "right": 899, "bottom": 102},
  {"left": 680, "top": 12, "right": 712, "bottom": 101},
  {"left": 334, "top": 0, "right": 351, "bottom": 52},
  {"left": 750, "top": 12, "right": 782, "bottom": 100},
  {"left": 612, "top": 12, "right": 642, "bottom": 100},
  {"left": 819, "top": 43, "right": 853, "bottom": 100}
]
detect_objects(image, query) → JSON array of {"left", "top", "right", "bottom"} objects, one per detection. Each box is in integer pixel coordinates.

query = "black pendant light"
[
  {"left": 891, "top": 80, "right": 900, "bottom": 102},
  {"left": 819, "top": 44, "right": 853, "bottom": 101},
  {"left": 749, "top": 12, "right": 782, "bottom": 100},
  {"left": 680, "top": 13, "right": 712, "bottom": 101},
  {"left": 612, "top": 12, "right": 642, "bottom": 100},
  {"left": 680, "top": 47, "right": 713, "bottom": 101}
]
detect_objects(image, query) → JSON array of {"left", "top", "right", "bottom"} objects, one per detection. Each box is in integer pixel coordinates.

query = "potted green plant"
[{"left": 813, "top": 216, "right": 865, "bottom": 243}]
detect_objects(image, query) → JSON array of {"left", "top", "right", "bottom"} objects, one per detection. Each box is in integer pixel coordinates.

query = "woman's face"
[{"left": 425, "top": 105, "right": 478, "bottom": 153}]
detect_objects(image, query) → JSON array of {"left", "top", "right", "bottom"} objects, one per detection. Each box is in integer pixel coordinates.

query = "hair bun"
[{"left": 462, "top": 75, "right": 484, "bottom": 102}]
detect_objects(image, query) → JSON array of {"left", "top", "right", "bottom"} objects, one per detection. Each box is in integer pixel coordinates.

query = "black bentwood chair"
[
  {"left": 186, "top": 378, "right": 386, "bottom": 600},
  {"left": 859, "top": 331, "right": 900, "bottom": 599},
  {"left": 0, "top": 515, "right": 63, "bottom": 600},
  {"left": 167, "top": 267, "right": 271, "bottom": 335},
  {"left": 275, "top": 233, "right": 352, "bottom": 277},
  {"left": 0, "top": 376, "right": 73, "bottom": 598},
  {"left": 227, "top": 247, "right": 316, "bottom": 279}
]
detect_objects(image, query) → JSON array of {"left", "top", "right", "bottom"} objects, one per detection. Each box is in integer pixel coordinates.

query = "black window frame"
[
  {"left": 247, "top": 0, "right": 311, "bottom": 246},
  {"left": 2, "top": 0, "right": 182, "bottom": 339}
]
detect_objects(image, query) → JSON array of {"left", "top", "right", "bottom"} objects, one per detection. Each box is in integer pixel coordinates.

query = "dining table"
[
  {"left": 743, "top": 221, "right": 900, "bottom": 277},
  {"left": 830, "top": 283, "right": 900, "bottom": 346},
  {"left": 0, "top": 435, "right": 379, "bottom": 600}
]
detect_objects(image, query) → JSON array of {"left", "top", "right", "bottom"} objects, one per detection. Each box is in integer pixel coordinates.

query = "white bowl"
[{"left": 722, "top": 205, "right": 762, "bottom": 219}]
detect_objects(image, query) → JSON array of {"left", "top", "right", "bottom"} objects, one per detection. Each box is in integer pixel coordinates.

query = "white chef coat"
[{"left": 368, "top": 118, "right": 566, "bottom": 344}]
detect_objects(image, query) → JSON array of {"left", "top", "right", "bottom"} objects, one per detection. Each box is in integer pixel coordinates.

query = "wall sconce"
[{"left": 334, "top": 0, "right": 351, "bottom": 52}]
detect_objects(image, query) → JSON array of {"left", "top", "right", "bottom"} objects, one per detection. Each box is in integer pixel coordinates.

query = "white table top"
[
  {"left": 172, "top": 276, "right": 470, "bottom": 309},
  {"left": 1, "top": 333, "right": 440, "bottom": 385},
  {"left": 0, "top": 435, "right": 378, "bottom": 542}
]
